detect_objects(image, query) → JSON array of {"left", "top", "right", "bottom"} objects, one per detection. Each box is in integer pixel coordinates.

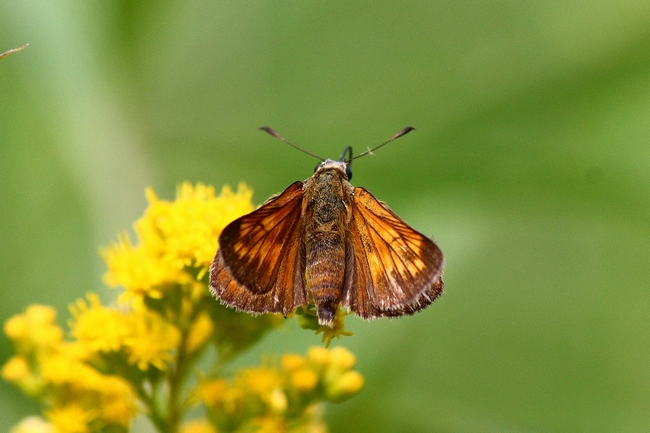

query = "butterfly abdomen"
[
  {"left": 306, "top": 231, "right": 345, "bottom": 325},
  {"left": 303, "top": 166, "right": 354, "bottom": 325}
]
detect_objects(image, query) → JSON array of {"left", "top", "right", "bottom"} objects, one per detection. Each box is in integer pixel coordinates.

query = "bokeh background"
[{"left": 2, "top": 2, "right": 650, "bottom": 432}]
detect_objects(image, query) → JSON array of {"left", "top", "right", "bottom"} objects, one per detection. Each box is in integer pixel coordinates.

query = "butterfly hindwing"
[
  {"left": 343, "top": 187, "right": 444, "bottom": 318},
  {"left": 209, "top": 181, "right": 308, "bottom": 315}
]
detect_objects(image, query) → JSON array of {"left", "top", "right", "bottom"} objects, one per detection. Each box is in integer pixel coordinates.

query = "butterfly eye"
[
  {"left": 345, "top": 165, "right": 353, "bottom": 181},
  {"left": 314, "top": 164, "right": 320, "bottom": 173}
]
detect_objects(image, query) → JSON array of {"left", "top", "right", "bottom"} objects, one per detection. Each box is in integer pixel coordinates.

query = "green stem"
[
  {"left": 164, "top": 304, "right": 203, "bottom": 432},
  {"left": 134, "top": 381, "right": 167, "bottom": 433},
  {"left": 165, "top": 343, "right": 186, "bottom": 432}
]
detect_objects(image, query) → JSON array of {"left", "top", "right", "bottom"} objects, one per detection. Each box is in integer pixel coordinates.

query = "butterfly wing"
[
  {"left": 209, "top": 181, "right": 308, "bottom": 316},
  {"left": 343, "top": 187, "right": 444, "bottom": 319}
]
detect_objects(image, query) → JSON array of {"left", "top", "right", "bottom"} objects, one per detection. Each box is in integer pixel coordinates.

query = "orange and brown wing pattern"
[
  {"left": 343, "top": 187, "right": 444, "bottom": 319},
  {"left": 209, "top": 181, "right": 308, "bottom": 316}
]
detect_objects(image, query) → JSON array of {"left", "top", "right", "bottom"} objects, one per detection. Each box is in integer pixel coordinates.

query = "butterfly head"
[{"left": 314, "top": 147, "right": 353, "bottom": 181}]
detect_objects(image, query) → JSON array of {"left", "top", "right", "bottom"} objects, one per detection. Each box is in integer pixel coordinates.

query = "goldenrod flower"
[
  {"left": 103, "top": 182, "right": 253, "bottom": 305},
  {"left": 144, "top": 183, "right": 254, "bottom": 270},
  {"left": 97, "top": 380, "right": 138, "bottom": 426},
  {"left": 239, "top": 367, "right": 283, "bottom": 396},
  {"left": 281, "top": 353, "right": 318, "bottom": 392},
  {"left": 1, "top": 356, "right": 30, "bottom": 383},
  {"left": 102, "top": 233, "right": 181, "bottom": 302},
  {"left": 1, "top": 356, "right": 42, "bottom": 396},
  {"left": 250, "top": 415, "right": 287, "bottom": 433},
  {"left": 9, "top": 417, "right": 55, "bottom": 433},
  {"left": 40, "top": 351, "right": 86, "bottom": 386},
  {"left": 186, "top": 311, "right": 214, "bottom": 353},
  {"left": 4, "top": 305, "right": 63, "bottom": 353},
  {"left": 306, "top": 347, "right": 330, "bottom": 367},
  {"left": 310, "top": 346, "right": 363, "bottom": 403},
  {"left": 45, "top": 403, "right": 95, "bottom": 433},
  {"left": 296, "top": 304, "right": 353, "bottom": 348},
  {"left": 180, "top": 420, "right": 218, "bottom": 433},
  {"left": 3, "top": 182, "right": 364, "bottom": 433},
  {"left": 324, "top": 371, "right": 364, "bottom": 402},
  {"left": 327, "top": 346, "right": 357, "bottom": 371},
  {"left": 281, "top": 354, "right": 306, "bottom": 372},
  {"left": 195, "top": 379, "right": 226, "bottom": 404},
  {"left": 69, "top": 293, "right": 130, "bottom": 354},
  {"left": 290, "top": 369, "right": 319, "bottom": 392},
  {"left": 123, "top": 309, "right": 180, "bottom": 371}
]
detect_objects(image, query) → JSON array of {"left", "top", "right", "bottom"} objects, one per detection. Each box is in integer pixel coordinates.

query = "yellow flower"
[
  {"left": 39, "top": 351, "right": 86, "bottom": 386},
  {"left": 239, "top": 368, "right": 283, "bottom": 397},
  {"left": 195, "top": 379, "right": 246, "bottom": 417},
  {"left": 1, "top": 356, "right": 30, "bottom": 383},
  {"left": 4, "top": 306, "right": 63, "bottom": 353},
  {"left": 69, "top": 293, "right": 130, "bottom": 355},
  {"left": 314, "top": 307, "right": 352, "bottom": 348},
  {"left": 302, "top": 346, "right": 364, "bottom": 402},
  {"left": 101, "top": 182, "right": 253, "bottom": 304},
  {"left": 194, "top": 379, "right": 229, "bottom": 408},
  {"left": 145, "top": 182, "right": 253, "bottom": 270},
  {"left": 9, "top": 416, "right": 55, "bottom": 433},
  {"left": 123, "top": 310, "right": 181, "bottom": 371},
  {"left": 101, "top": 233, "right": 180, "bottom": 301},
  {"left": 180, "top": 420, "right": 218, "bottom": 433},
  {"left": 95, "top": 377, "right": 138, "bottom": 426},
  {"left": 281, "top": 353, "right": 318, "bottom": 391},
  {"left": 186, "top": 312, "right": 214, "bottom": 353},
  {"left": 306, "top": 346, "right": 356, "bottom": 370},
  {"left": 327, "top": 346, "right": 356, "bottom": 371},
  {"left": 281, "top": 354, "right": 306, "bottom": 372},
  {"left": 267, "top": 387, "right": 288, "bottom": 414},
  {"left": 238, "top": 367, "right": 287, "bottom": 414},
  {"left": 4, "top": 306, "right": 53, "bottom": 339},
  {"left": 307, "top": 347, "right": 363, "bottom": 403},
  {"left": 250, "top": 416, "right": 287, "bottom": 433},
  {"left": 296, "top": 304, "right": 352, "bottom": 347},
  {"left": 324, "top": 371, "right": 364, "bottom": 401},
  {"left": 1, "top": 356, "right": 42, "bottom": 396},
  {"left": 3, "top": 182, "right": 366, "bottom": 433},
  {"left": 39, "top": 345, "right": 138, "bottom": 426},
  {"left": 297, "top": 405, "right": 329, "bottom": 433},
  {"left": 290, "top": 369, "right": 318, "bottom": 392},
  {"left": 306, "top": 347, "right": 330, "bottom": 367},
  {"left": 45, "top": 403, "right": 95, "bottom": 433}
]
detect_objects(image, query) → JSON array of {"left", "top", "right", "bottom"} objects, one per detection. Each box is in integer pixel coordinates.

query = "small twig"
[{"left": 0, "top": 44, "right": 29, "bottom": 60}]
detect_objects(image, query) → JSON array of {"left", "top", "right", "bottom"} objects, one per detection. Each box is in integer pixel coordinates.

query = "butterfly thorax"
[{"left": 302, "top": 163, "right": 354, "bottom": 325}]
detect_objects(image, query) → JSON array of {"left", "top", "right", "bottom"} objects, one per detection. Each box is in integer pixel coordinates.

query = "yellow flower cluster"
[
  {"left": 193, "top": 346, "right": 363, "bottom": 432},
  {"left": 69, "top": 293, "right": 181, "bottom": 371},
  {"left": 2, "top": 182, "right": 363, "bottom": 433},
  {"left": 103, "top": 183, "right": 254, "bottom": 303},
  {"left": 2, "top": 305, "right": 138, "bottom": 432}
]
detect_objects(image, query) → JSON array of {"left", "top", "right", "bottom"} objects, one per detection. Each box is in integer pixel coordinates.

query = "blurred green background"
[{"left": 2, "top": 2, "right": 650, "bottom": 432}]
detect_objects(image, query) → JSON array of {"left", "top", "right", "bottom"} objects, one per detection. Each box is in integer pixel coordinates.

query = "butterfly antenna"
[
  {"left": 348, "top": 126, "right": 415, "bottom": 162},
  {"left": 260, "top": 127, "right": 325, "bottom": 161}
]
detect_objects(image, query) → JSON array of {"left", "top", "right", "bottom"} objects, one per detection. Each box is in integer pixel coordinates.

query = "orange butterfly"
[{"left": 210, "top": 127, "right": 444, "bottom": 326}]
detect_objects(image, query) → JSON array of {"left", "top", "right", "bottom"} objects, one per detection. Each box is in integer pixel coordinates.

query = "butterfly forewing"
[
  {"left": 210, "top": 181, "right": 308, "bottom": 315},
  {"left": 343, "top": 187, "right": 444, "bottom": 318}
]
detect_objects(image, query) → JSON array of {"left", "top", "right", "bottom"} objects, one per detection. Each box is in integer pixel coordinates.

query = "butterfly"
[{"left": 209, "top": 127, "right": 444, "bottom": 326}]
